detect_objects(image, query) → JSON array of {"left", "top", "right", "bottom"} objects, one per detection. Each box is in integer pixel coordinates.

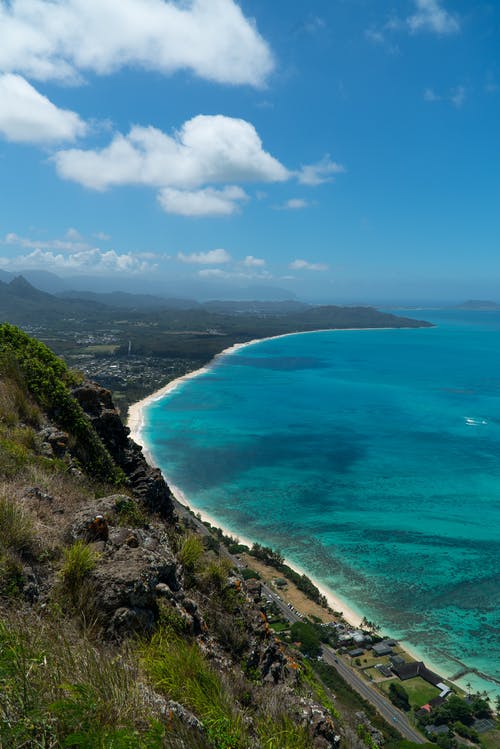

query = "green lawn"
[
  {"left": 380, "top": 677, "right": 440, "bottom": 708},
  {"left": 480, "top": 729, "right": 500, "bottom": 749},
  {"left": 269, "top": 621, "right": 290, "bottom": 633}
]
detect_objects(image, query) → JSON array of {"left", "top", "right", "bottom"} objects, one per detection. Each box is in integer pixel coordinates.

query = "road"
[
  {"left": 176, "top": 501, "right": 425, "bottom": 744},
  {"left": 320, "top": 646, "right": 425, "bottom": 743}
]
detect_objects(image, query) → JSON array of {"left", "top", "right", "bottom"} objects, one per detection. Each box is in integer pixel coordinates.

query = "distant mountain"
[
  {"left": 454, "top": 300, "right": 500, "bottom": 310},
  {"left": 58, "top": 290, "right": 199, "bottom": 311},
  {"left": 202, "top": 299, "right": 308, "bottom": 315},
  {"left": 0, "top": 276, "right": 108, "bottom": 323}
]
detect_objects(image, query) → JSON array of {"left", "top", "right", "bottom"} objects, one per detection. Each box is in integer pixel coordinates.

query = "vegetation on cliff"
[
  {"left": 0, "top": 323, "right": 122, "bottom": 482},
  {"left": 0, "top": 325, "right": 348, "bottom": 748}
]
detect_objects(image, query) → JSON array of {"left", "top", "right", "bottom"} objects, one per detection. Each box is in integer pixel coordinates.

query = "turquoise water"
[{"left": 142, "top": 310, "right": 500, "bottom": 697}]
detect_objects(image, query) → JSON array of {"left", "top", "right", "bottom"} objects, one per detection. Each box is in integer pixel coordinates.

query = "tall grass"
[
  {"left": 177, "top": 533, "right": 204, "bottom": 571},
  {"left": 141, "top": 629, "right": 249, "bottom": 748},
  {"left": 0, "top": 493, "right": 35, "bottom": 554},
  {"left": 0, "top": 616, "right": 165, "bottom": 748}
]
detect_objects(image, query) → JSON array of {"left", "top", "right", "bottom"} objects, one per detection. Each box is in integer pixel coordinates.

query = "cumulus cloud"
[
  {"left": 242, "top": 255, "right": 265, "bottom": 267},
  {"left": 0, "top": 0, "right": 273, "bottom": 87},
  {"left": 297, "top": 156, "right": 345, "bottom": 186},
  {"left": 0, "top": 73, "right": 86, "bottom": 143},
  {"left": 289, "top": 259, "right": 329, "bottom": 272},
  {"left": 53, "top": 115, "right": 289, "bottom": 191},
  {"left": 1, "top": 230, "right": 155, "bottom": 274},
  {"left": 177, "top": 248, "right": 231, "bottom": 265},
  {"left": 408, "top": 0, "right": 460, "bottom": 35},
  {"left": 158, "top": 186, "right": 247, "bottom": 217},
  {"left": 0, "top": 247, "right": 154, "bottom": 274}
]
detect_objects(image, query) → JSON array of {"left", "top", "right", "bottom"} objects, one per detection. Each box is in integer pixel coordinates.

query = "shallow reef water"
[{"left": 143, "top": 310, "right": 500, "bottom": 698}]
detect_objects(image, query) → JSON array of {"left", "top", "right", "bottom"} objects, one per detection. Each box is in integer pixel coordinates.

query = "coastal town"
[{"left": 179, "top": 506, "right": 500, "bottom": 749}]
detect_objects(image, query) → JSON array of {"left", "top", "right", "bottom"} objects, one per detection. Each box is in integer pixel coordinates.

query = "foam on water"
[{"left": 142, "top": 310, "right": 500, "bottom": 698}]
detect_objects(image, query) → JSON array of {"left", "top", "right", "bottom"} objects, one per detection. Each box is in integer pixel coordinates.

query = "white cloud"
[
  {"left": 365, "top": 29, "right": 386, "bottom": 45},
  {"left": 0, "top": 247, "right": 153, "bottom": 274},
  {"left": 424, "top": 87, "right": 441, "bottom": 102},
  {"left": 198, "top": 267, "right": 271, "bottom": 280},
  {"left": 242, "top": 255, "right": 265, "bottom": 267},
  {"left": 4, "top": 231, "right": 89, "bottom": 253},
  {"left": 289, "top": 259, "right": 329, "bottom": 272},
  {"left": 53, "top": 115, "right": 289, "bottom": 191},
  {"left": 407, "top": 0, "right": 460, "bottom": 35},
  {"left": 0, "top": 73, "right": 86, "bottom": 143},
  {"left": 0, "top": 0, "right": 273, "bottom": 87},
  {"left": 368, "top": 1, "right": 460, "bottom": 45},
  {"left": 450, "top": 85, "right": 466, "bottom": 108},
  {"left": 158, "top": 186, "right": 247, "bottom": 217},
  {"left": 424, "top": 85, "right": 466, "bottom": 107},
  {"left": 280, "top": 198, "right": 309, "bottom": 210},
  {"left": 65, "top": 227, "right": 83, "bottom": 241},
  {"left": 177, "top": 248, "right": 232, "bottom": 265},
  {"left": 297, "top": 156, "right": 345, "bottom": 186}
]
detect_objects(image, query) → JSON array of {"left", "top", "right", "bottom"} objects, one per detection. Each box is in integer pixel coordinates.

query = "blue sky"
[{"left": 0, "top": 0, "right": 498, "bottom": 302}]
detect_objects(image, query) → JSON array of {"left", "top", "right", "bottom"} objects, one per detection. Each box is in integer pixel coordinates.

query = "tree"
[
  {"left": 388, "top": 682, "right": 410, "bottom": 711},
  {"left": 290, "top": 621, "right": 322, "bottom": 658}
]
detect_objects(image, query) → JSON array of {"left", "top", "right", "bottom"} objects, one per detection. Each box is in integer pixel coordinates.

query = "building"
[{"left": 372, "top": 641, "right": 393, "bottom": 657}]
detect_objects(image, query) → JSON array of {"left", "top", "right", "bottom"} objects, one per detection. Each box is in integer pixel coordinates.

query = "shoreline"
[
  {"left": 127, "top": 326, "right": 403, "bottom": 445},
  {"left": 126, "top": 327, "right": 497, "bottom": 699},
  {"left": 128, "top": 328, "right": 398, "bottom": 629}
]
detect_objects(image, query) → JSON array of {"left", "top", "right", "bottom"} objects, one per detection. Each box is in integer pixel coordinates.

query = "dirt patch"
[{"left": 240, "top": 554, "right": 334, "bottom": 623}]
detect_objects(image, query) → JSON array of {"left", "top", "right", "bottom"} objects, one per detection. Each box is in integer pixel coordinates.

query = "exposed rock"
[
  {"left": 24, "top": 486, "right": 53, "bottom": 502},
  {"left": 67, "top": 496, "right": 181, "bottom": 637},
  {"left": 298, "top": 700, "right": 341, "bottom": 749},
  {"left": 72, "top": 381, "right": 175, "bottom": 519},
  {"left": 246, "top": 639, "right": 294, "bottom": 684},
  {"left": 38, "top": 426, "right": 69, "bottom": 459},
  {"left": 164, "top": 701, "right": 205, "bottom": 736},
  {"left": 21, "top": 565, "right": 40, "bottom": 603},
  {"left": 69, "top": 496, "right": 122, "bottom": 542}
]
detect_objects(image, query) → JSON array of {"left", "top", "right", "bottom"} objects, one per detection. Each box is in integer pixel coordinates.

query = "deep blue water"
[{"left": 142, "top": 310, "right": 500, "bottom": 696}]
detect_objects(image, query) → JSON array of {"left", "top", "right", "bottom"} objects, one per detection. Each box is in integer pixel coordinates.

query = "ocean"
[{"left": 141, "top": 309, "right": 500, "bottom": 698}]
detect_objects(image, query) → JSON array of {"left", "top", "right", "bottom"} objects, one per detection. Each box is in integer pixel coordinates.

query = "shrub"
[
  {"left": 0, "top": 551, "right": 24, "bottom": 596},
  {"left": 177, "top": 533, "right": 204, "bottom": 572},
  {"left": 0, "top": 494, "right": 34, "bottom": 554},
  {"left": 114, "top": 497, "right": 148, "bottom": 528},
  {"left": 241, "top": 567, "right": 261, "bottom": 580},
  {"left": 200, "top": 558, "right": 232, "bottom": 593},
  {"left": 59, "top": 540, "right": 100, "bottom": 601},
  {"left": 0, "top": 324, "right": 122, "bottom": 483},
  {"left": 0, "top": 438, "right": 29, "bottom": 478}
]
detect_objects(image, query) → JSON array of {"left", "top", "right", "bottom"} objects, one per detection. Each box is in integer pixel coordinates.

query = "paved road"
[
  {"left": 176, "top": 500, "right": 425, "bottom": 744},
  {"left": 321, "top": 646, "right": 425, "bottom": 743}
]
